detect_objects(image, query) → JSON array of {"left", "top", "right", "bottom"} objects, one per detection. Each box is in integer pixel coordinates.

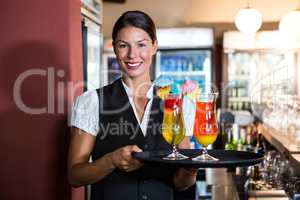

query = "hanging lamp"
[
  {"left": 234, "top": 0, "right": 262, "bottom": 35},
  {"left": 279, "top": 0, "right": 300, "bottom": 43}
]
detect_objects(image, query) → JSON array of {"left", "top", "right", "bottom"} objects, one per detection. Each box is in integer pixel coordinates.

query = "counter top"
[
  {"left": 292, "top": 154, "right": 300, "bottom": 162},
  {"left": 259, "top": 124, "right": 300, "bottom": 154},
  {"left": 259, "top": 123, "right": 300, "bottom": 170}
]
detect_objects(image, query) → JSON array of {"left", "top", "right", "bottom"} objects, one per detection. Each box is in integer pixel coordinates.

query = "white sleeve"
[{"left": 70, "top": 90, "right": 99, "bottom": 136}]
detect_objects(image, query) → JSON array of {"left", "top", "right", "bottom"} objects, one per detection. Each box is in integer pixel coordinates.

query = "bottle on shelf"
[
  {"left": 225, "top": 127, "right": 237, "bottom": 150},
  {"left": 227, "top": 87, "right": 232, "bottom": 98},
  {"left": 237, "top": 128, "right": 246, "bottom": 151},
  {"left": 250, "top": 125, "right": 258, "bottom": 147},
  {"left": 242, "top": 101, "right": 249, "bottom": 111},
  {"left": 232, "top": 101, "right": 238, "bottom": 110},
  {"left": 232, "top": 123, "right": 239, "bottom": 144},
  {"left": 244, "top": 125, "right": 254, "bottom": 152},
  {"left": 228, "top": 101, "right": 234, "bottom": 110},
  {"left": 238, "top": 101, "right": 243, "bottom": 110},
  {"left": 254, "top": 129, "right": 266, "bottom": 154},
  {"left": 231, "top": 85, "right": 237, "bottom": 98}
]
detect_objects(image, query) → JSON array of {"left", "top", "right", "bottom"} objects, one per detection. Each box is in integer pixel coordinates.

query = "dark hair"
[{"left": 112, "top": 10, "right": 157, "bottom": 44}]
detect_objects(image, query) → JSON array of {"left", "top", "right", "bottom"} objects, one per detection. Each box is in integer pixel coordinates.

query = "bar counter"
[
  {"left": 259, "top": 123, "right": 300, "bottom": 171},
  {"left": 196, "top": 168, "right": 289, "bottom": 200},
  {"left": 259, "top": 124, "right": 300, "bottom": 154}
]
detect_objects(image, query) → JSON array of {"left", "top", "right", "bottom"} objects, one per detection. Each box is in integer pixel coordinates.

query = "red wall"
[{"left": 0, "top": 0, "right": 84, "bottom": 199}]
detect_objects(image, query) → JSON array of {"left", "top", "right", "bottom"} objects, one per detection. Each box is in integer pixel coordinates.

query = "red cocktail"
[{"left": 193, "top": 92, "right": 219, "bottom": 161}]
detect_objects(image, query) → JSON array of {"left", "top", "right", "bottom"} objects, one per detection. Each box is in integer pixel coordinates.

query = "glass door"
[{"left": 82, "top": 17, "right": 103, "bottom": 91}]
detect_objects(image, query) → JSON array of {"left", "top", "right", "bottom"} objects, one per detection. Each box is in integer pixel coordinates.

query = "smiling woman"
[
  {"left": 113, "top": 26, "right": 157, "bottom": 81},
  {"left": 68, "top": 10, "right": 197, "bottom": 200},
  {"left": 112, "top": 11, "right": 158, "bottom": 86}
]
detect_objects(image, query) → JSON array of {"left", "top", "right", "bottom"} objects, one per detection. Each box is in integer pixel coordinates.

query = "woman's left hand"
[
  {"left": 177, "top": 137, "right": 198, "bottom": 177},
  {"left": 174, "top": 167, "right": 198, "bottom": 191}
]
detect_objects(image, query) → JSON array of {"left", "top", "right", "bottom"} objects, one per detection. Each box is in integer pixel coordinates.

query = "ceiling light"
[
  {"left": 279, "top": 5, "right": 300, "bottom": 44},
  {"left": 234, "top": 1, "right": 262, "bottom": 35}
]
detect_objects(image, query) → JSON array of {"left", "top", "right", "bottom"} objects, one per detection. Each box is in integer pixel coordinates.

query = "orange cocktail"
[
  {"left": 193, "top": 92, "right": 219, "bottom": 161},
  {"left": 194, "top": 101, "right": 218, "bottom": 147}
]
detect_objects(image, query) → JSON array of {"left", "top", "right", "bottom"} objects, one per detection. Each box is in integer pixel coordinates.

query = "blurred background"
[{"left": 1, "top": 0, "right": 300, "bottom": 200}]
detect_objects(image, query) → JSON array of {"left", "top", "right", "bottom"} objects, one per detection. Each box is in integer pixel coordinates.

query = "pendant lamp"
[
  {"left": 234, "top": 1, "right": 262, "bottom": 35},
  {"left": 279, "top": 1, "right": 300, "bottom": 43}
]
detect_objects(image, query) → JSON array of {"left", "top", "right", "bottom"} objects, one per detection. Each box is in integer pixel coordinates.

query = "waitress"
[{"left": 68, "top": 10, "right": 197, "bottom": 200}]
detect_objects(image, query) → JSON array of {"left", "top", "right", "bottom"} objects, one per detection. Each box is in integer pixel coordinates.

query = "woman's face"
[{"left": 114, "top": 26, "right": 157, "bottom": 79}]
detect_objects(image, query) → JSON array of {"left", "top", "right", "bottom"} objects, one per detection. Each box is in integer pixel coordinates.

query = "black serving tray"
[{"left": 133, "top": 149, "right": 264, "bottom": 168}]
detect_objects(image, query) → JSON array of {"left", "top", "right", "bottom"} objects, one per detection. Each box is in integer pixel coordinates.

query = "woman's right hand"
[{"left": 109, "top": 145, "right": 143, "bottom": 172}]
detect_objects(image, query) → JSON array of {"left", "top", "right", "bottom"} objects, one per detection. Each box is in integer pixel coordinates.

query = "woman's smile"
[{"left": 125, "top": 61, "right": 143, "bottom": 70}]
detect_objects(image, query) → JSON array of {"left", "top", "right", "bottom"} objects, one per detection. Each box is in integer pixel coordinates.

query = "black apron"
[{"left": 91, "top": 78, "right": 176, "bottom": 200}]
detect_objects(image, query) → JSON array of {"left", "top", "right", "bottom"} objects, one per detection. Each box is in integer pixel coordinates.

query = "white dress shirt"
[{"left": 71, "top": 80, "right": 154, "bottom": 136}]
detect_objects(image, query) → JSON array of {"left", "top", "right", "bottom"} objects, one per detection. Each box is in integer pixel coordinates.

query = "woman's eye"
[
  {"left": 138, "top": 43, "right": 146, "bottom": 47},
  {"left": 118, "top": 44, "right": 127, "bottom": 48}
]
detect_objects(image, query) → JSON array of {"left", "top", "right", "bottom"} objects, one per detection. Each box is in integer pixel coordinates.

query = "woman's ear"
[{"left": 152, "top": 40, "right": 158, "bottom": 55}]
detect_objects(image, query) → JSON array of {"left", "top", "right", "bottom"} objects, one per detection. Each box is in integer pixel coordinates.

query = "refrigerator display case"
[
  {"left": 81, "top": 1, "right": 103, "bottom": 199},
  {"left": 155, "top": 49, "right": 212, "bottom": 89},
  {"left": 155, "top": 28, "right": 214, "bottom": 92},
  {"left": 81, "top": 0, "right": 103, "bottom": 90}
]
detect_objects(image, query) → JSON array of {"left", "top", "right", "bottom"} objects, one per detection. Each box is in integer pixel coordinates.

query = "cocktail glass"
[
  {"left": 192, "top": 92, "right": 219, "bottom": 161},
  {"left": 162, "top": 94, "right": 188, "bottom": 160}
]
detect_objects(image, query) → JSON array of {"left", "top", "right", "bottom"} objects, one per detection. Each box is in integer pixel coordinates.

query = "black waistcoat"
[{"left": 91, "top": 79, "right": 175, "bottom": 200}]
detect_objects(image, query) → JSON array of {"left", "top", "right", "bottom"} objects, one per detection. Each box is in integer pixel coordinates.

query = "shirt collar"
[{"left": 121, "top": 79, "right": 154, "bottom": 99}]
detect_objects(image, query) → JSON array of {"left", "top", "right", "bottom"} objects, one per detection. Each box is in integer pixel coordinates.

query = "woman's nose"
[{"left": 127, "top": 46, "right": 138, "bottom": 59}]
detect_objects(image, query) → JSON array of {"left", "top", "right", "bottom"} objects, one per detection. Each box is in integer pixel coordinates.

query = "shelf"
[{"left": 259, "top": 124, "right": 300, "bottom": 154}]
